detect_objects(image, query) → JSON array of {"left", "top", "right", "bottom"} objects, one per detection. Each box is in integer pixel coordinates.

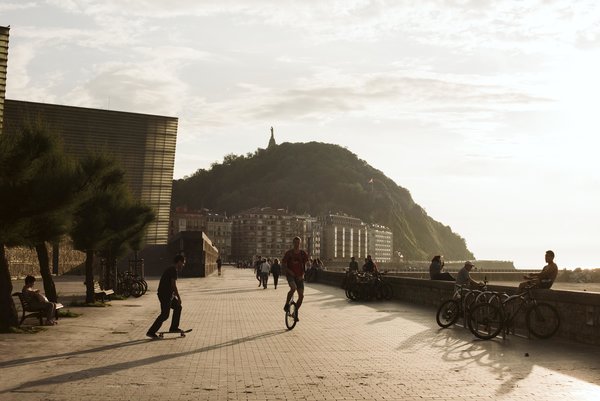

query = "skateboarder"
[{"left": 146, "top": 255, "right": 185, "bottom": 339}]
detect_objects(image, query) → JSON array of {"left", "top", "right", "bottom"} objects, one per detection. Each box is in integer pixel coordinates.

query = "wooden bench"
[
  {"left": 94, "top": 281, "right": 114, "bottom": 303},
  {"left": 12, "top": 292, "right": 64, "bottom": 326}
]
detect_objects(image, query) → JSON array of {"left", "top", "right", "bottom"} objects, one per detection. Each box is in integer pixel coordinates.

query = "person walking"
[
  {"left": 216, "top": 256, "right": 222, "bottom": 276},
  {"left": 271, "top": 258, "right": 282, "bottom": 289},
  {"left": 282, "top": 236, "right": 309, "bottom": 321},
  {"left": 260, "top": 258, "right": 271, "bottom": 289},
  {"left": 146, "top": 255, "right": 185, "bottom": 339}
]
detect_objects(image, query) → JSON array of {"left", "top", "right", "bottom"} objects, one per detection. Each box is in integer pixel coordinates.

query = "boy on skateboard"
[{"left": 147, "top": 255, "right": 185, "bottom": 339}]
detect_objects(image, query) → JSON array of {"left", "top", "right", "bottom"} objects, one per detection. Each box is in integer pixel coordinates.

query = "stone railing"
[{"left": 316, "top": 270, "right": 600, "bottom": 346}]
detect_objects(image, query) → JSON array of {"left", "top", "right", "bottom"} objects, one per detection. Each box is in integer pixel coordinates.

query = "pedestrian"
[
  {"left": 146, "top": 255, "right": 185, "bottom": 339},
  {"left": 260, "top": 258, "right": 270, "bottom": 289},
  {"left": 255, "top": 256, "right": 262, "bottom": 287},
  {"left": 216, "top": 256, "right": 222, "bottom": 276},
  {"left": 271, "top": 258, "right": 282, "bottom": 289}
]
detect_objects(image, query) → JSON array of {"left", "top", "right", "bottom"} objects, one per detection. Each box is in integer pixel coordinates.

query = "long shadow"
[
  {"left": 0, "top": 339, "right": 149, "bottom": 369},
  {"left": 2, "top": 329, "right": 285, "bottom": 394}
]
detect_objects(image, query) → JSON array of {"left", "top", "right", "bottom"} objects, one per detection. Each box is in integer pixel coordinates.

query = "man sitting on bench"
[{"left": 22, "top": 275, "right": 58, "bottom": 326}]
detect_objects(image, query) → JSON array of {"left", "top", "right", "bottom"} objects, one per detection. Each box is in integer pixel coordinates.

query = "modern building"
[
  {"left": 170, "top": 207, "right": 232, "bottom": 261},
  {"left": 168, "top": 231, "right": 219, "bottom": 277},
  {"left": 319, "top": 213, "right": 368, "bottom": 263},
  {"left": 367, "top": 223, "right": 394, "bottom": 263},
  {"left": 231, "top": 207, "right": 311, "bottom": 261},
  {"left": 3, "top": 99, "right": 178, "bottom": 246},
  {"left": 0, "top": 26, "right": 9, "bottom": 133}
]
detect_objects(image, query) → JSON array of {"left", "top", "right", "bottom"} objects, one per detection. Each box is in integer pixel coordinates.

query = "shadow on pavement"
[
  {"left": 0, "top": 339, "right": 150, "bottom": 369},
  {"left": 2, "top": 329, "right": 286, "bottom": 394}
]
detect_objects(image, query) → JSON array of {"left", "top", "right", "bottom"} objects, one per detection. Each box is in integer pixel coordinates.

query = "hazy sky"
[{"left": 2, "top": 1, "right": 599, "bottom": 268}]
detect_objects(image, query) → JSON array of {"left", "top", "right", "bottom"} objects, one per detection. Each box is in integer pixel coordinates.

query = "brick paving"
[{"left": 1, "top": 267, "right": 599, "bottom": 400}]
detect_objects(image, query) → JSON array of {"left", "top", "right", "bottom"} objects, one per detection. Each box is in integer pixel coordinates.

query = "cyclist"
[
  {"left": 282, "top": 236, "right": 309, "bottom": 321},
  {"left": 519, "top": 250, "right": 558, "bottom": 290}
]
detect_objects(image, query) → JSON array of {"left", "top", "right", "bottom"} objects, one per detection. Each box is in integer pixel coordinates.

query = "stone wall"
[
  {"left": 6, "top": 242, "right": 85, "bottom": 278},
  {"left": 318, "top": 270, "right": 600, "bottom": 346}
]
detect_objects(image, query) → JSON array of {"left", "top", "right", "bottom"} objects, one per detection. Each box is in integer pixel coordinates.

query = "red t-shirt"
[{"left": 282, "top": 249, "right": 309, "bottom": 277}]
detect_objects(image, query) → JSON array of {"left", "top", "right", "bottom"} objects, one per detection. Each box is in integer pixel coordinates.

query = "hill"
[{"left": 172, "top": 141, "right": 474, "bottom": 261}]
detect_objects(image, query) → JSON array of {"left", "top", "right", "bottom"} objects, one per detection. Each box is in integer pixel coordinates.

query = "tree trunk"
[
  {"left": 35, "top": 242, "right": 58, "bottom": 303},
  {"left": 85, "top": 249, "right": 95, "bottom": 304},
  {"left": 0, "top": 244, "right": 19, "bottom": 331}
]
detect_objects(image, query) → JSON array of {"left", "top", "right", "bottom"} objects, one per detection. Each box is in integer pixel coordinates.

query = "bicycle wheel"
[
  {"left": 526, "top": 302, "right": 560, "bottom": 339},
  {"left": 130, "top": 281, "right": 143, "bottom": 298},
  {"left": 436, "top": 300, "right": 460, "bottom": 328},
  {"left": 382, "top": 282, "right": 393, "bottom": 300},
  {"left": 468, "top": 302, "right": 503, "bottom": 340},
  {"left": 285, "top": 301, "right": 297, "bottom": 330}
]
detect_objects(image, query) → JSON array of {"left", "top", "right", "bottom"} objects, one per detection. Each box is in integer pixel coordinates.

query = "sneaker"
[
  {"left": 283, "top": 304, "right": 290, "bottom": 312},
  {"left": 294, "top": 310, "right": 299, "bottom": 322},
  {"left": 168, "top": 328, "right": 183, "bottom": 333},
  {"left": 146, "top": 332, "right": 160, "bottom": 339}
]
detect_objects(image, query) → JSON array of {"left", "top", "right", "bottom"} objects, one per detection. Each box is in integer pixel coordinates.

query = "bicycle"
[
  {"left": 436, "top": 283, "right": 485, "bottom": 328},
  {"left": 284, "top": 294, "right": 298, "bottom": 330},
  {"left": 468, "top": 286, "right": 560, "bottom": 340}
]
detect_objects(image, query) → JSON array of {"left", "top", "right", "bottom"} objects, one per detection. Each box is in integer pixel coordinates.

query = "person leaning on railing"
[{"left": 518, "top": 250, "right": 558, "bottom": 291}]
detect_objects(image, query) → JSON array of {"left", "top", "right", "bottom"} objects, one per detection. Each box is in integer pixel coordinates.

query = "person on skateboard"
[{"left": 147, "top": 254, "right": 185, "bottom": 339}]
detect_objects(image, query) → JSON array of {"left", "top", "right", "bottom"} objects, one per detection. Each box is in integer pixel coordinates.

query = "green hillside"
[{"left": 172, "top": 141, "right": 474, "bottom": 261}]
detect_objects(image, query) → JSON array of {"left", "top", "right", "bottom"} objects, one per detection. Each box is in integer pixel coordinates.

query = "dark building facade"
[
  {"left": 0, "top": 26, "right": 8, "bottom": 133},
  {"left": 3, "top": 99, "right": 178, "bottom": 245},
  {"left": 168, "top": 231, "right": 219, "bottom": 277}
]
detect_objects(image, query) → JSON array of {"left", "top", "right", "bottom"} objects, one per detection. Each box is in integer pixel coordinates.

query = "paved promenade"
[{"left": 1, "top": 267, "right": 599, "bottom": 401}]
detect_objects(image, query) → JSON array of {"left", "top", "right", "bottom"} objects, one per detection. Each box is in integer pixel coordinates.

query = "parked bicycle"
[
  {"left": 345, "top": 271, "right": 393, "bottom": 301},
  {"left": 436, "top": 281, "right": 487, "bottom": 328},
  {"left": 115, "top": 271, "right": 146, "bottom": 298},
  {"left": 468, "top": 286, "right": 560, "bottom": 340}
]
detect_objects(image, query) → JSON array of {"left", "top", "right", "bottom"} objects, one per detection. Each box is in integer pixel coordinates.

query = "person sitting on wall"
[
  {"left": 518, "top": 250, "right": 558, "bottom": 291},
  {"left": 21, "top": 275, "right": 58, "bottom": 326},
  {"left": 455, "top": 261, "right": 483, "bottom": 289},
  {"left": 348, "top": 256, "right": 359, "bottom": 272},
  {"left": 362, "top": 255, "right": 379, "bottom": 274},
  {"left": 429, "top": 255, "right": 454, "bottom": 281}
]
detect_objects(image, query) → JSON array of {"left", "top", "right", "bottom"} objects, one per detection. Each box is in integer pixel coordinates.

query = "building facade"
[
  {"left": 319, "top": 214, "right": 368, "bottom": 263},
  {"left": 3, "top": 99, "right": 178, "bottom": 245},
  {"left": 170, "top": 207, "right": 232, "bottom": 261},
  {"left": 0, "top": 26, "right": 8, "bottom": 133},
  {"left": 367, "top": 224, "right": 394, "bottom": 263},
  {"left": 231, "top": 207, "right": 311, "bottom": 261}
]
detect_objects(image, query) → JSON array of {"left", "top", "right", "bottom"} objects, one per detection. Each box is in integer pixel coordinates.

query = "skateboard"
[{"left": 157, "top": 329, "right": 192, "bottom": 338}]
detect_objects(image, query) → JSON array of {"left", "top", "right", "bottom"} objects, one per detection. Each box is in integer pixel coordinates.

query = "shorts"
[{"left": 286, "top": 275, "right": 304, "bottom": 290}]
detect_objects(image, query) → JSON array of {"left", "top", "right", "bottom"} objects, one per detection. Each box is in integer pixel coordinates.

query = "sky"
[{"left": 1, "top": 0, "right": 599, "bottom": 269}]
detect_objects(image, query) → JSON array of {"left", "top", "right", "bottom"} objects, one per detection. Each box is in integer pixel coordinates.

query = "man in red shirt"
[{"left": 282, "top": 236, "right": 309, "bottom": 321}]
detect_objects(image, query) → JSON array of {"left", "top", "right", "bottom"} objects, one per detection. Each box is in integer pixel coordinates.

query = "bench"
[
  {"left": 12, "top": 292, "right": 64, "bottom": 326},
  {"left": 94, "top": 281, "right": 114, "bottom": 303}
]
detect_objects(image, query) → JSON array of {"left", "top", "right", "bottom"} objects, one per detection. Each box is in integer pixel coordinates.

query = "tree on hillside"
[
  {"left": 172, "top": 141, "right": 474, "bottom": 261},
  {"left": 0, "top": 127, "right": 80, "bottom": 330}
]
